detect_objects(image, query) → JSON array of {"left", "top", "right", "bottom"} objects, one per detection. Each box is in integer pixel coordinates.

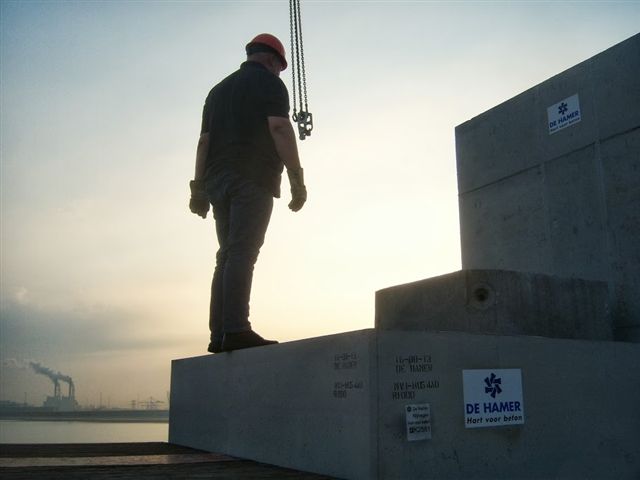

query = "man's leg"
[
  {"left": 208, "top": 196, "right": 230, "bottom": 353},
  {"left": 222, "top": 178, "right": 274, "bottom": 334}
]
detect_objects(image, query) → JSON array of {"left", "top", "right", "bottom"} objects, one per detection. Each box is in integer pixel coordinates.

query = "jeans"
[{"left": 205, "top": 171, "right": 274, "bottom": 346}]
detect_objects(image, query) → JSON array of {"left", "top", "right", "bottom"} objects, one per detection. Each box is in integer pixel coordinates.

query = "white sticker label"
[
  {"left": 547, "top": 94, "right": 581, "bottom": 134},
  {"left": 463, "top": 369, "right": 524, "bottom": 429},
  {"left": 405, "top": 403, "right": 432, "bottom": 441}
]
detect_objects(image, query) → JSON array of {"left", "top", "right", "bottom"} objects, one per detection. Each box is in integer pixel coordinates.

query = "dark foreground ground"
[{"left": 0, "top": 442, "right": 339, "bottom": 479}]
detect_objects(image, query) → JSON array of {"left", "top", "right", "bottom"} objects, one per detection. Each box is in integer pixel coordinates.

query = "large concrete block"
[
  {"left": 170, "top": 329, "right": 640, "bottom": 479},
  {"left": 591, "top": 33, "right": 640, "bottom": 140},
  {"left": 376, "top": 331, "right": 640, "bottom": 480},
  {"left": 375, "top": 270, "right": 612, "bottom": 341},
  {"left": 170, "top": 330, "right": 377, "bottom": 480},
  {"left": 456, "top": 33, "right": 639, "bottom": 196},
  {"left": 456, "top": 33, "right": 640, "bottom": 341}
]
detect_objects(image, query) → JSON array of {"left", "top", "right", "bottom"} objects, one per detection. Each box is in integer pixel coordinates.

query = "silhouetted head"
[{"left": 246, "top": 33, "right": 287, "bottom": 76}]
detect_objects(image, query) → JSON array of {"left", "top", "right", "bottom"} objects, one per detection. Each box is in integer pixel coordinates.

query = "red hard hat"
[{"left": 246, "top": 33, "right": 287, "bottom": 71}]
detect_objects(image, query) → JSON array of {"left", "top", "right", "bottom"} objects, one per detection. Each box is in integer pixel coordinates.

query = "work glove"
[
  {"left": 287, "top": 168, "right": 307, "bottom": 212},
  {"left": 189, "top": 180, "right": 209, "bottom": 219}
]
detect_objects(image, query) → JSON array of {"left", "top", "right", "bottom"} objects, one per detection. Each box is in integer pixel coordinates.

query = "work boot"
[
  {"left": 222, "top": 330, "right": 278, "bottom": 352},
  {"left": 207, "top": 340, "right": 223, "bottom": 354}
]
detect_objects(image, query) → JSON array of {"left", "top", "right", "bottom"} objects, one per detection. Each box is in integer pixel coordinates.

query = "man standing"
[{"left": 189, "top": 33, "right": 307, "bottom": 353}]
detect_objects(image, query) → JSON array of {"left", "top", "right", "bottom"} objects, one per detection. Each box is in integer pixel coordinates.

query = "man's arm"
[
  {"left": 194, "top": 132, "right": 210, "bottom": 180},
  {"left": 189, "top": 132, "right": 210, "bottom": 219},
  {"left": 268, "top": 116, "right": 300, "bottom": 170},
  {"left": 268, "top": 116, "right": 306, "bottom": 212}
]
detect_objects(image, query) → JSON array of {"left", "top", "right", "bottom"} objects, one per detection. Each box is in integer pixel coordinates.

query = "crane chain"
[
  {"left": 288, "top": 0, "right": 297, "bottom": 123},
  {"left": 289, "top": 0, "right": 313, "bottom": 140}
]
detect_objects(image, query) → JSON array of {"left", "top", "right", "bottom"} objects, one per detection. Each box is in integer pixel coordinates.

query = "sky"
[{"left": 1, "top": 0, "right": 638, "bottom": 408}]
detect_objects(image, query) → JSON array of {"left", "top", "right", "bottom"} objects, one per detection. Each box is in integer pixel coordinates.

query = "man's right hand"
[
  {"left": 268, "top": 117, "right": 306, "bottom": 212},
  {"left": 189, "top": 180, "right": 209, "bottom": 219},
  {"left": 287, "top": 168, "right": 307, "bottom": 212}
]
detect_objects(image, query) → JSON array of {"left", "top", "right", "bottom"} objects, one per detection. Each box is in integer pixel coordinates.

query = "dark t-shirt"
[{"left": 200, "top": 61, "right": 290, "bottom": 197}]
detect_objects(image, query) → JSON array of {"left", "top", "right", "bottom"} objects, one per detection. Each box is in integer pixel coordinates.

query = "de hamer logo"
[
  {"left": 484, "top": 372, "right": 502, "bottom": 398},
  {"left": 548, "top": 94, "right": 581, "bottom": 134},
  {"left": 472, "top": 372, "right": 520, "bottom": 414},
  {"left": 463, "top": 369, "right": 525, "bottom": 428}
]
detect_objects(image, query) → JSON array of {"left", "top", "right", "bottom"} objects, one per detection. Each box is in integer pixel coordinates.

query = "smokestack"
[{"left": 30, "top": 362, "right": 75, "bottom": 399}]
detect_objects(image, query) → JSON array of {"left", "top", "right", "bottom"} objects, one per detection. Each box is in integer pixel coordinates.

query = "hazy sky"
[{"left": 1, "top": 0, "right": 638, "bottom": 407}]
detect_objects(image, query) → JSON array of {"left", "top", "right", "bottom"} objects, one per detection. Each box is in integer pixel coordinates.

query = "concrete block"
[
  {"left": 375, "top": 331, "right": 640, "bottom": 480},
  {"left": 459, "top": 167, "right": 549, "bottom": 273},
  {"left": 591, "top": 33, "right": 640, "bottom": 140},
  {"left": 375, "top": 270, "right": 612, "bottom": 341},
  {"left": 456, "top": 34, "right": 639, "bottom": 341},
  {"left": 170, "top": 329, "right": 640, "bottom": 479},
  {"left": 456, "top": 34, "right": 639, "bottom": 195},
  {"left": 170, "top": 330, "right": 377, "bottom": 480}
]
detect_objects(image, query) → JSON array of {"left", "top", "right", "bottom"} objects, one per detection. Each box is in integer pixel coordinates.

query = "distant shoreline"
[{"left": 0, "top": 410, "right": 169, "bottom": 423}]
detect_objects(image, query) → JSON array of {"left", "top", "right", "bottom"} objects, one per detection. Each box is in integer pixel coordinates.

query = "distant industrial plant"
[{"left": 30, "top": 362, "right": 79, "bottom": 412}]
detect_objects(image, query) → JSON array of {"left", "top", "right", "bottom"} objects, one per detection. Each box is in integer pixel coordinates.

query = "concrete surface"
[
  {"left": 376, "top": 330, "right": 640, "bottom": 480},
  {"left": 170, "top": 330, "right": 377, "bottom": 480},
  {"left": 455, "top": 33, "right": 640, "bottom": 341},
  {"left": 375, "top": 269, "right": 612, "bottom": 341},
  {"left": 170, "top": 331, "right": 640, "bottom": 480}
]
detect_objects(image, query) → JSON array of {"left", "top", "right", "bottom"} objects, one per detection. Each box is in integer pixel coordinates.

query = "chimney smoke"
[{"left": 30, "top": 362, "right": 75, "bottom": 398}]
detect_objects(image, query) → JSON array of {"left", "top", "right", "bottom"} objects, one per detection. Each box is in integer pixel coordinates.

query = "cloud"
[
  {"left": 0, "top": 300, "right": 187, "bottom": 405},
  {"left": 12, "top": 287, "right": 29, "bottom": 305},
  {"left": 0, "top": 297, "right": 189, "bottom": 361}
]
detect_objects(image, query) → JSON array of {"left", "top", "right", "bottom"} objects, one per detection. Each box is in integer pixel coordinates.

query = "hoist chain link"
[
  {"left": 289, "top": 0, "right": 312, "bottom": 139},
  {"left": 294, "top": 0, "right": 308, "bottom": 111},
  {"left": 288, "top": 0, "right": 298, "bottom": 121}
]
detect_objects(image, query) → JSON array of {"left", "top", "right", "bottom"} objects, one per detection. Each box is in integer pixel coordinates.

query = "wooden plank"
[
  {"left": 0, "top": 443, "right": 338, "bottom": 479},
  {"left": 0, "top": 442, "right": 197, "bottom": 458}
]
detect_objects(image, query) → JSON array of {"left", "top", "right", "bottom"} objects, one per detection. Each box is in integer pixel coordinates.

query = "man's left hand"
[
  {"left": 287, "top": 168, "right": 307, "bottom": 212},
  {"left": 189, "top": 180, "right": 209, "bottom": 219}
]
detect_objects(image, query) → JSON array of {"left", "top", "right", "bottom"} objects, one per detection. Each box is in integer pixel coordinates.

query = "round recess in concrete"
[{"left": 469, "top": 282, "right": 495, "bottom": 310}]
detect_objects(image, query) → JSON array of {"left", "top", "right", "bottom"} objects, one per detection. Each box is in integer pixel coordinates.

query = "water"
[{"left": 0, "top": 420, "right": 168, "bottom": 444}]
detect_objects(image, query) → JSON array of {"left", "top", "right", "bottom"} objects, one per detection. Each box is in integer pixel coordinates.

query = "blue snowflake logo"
[
  {"left": 484, "top": 373, "right": 502, "bottom": 398},
  {"left": 558, "top": 102, "right": 568, "bottom": 115}
]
